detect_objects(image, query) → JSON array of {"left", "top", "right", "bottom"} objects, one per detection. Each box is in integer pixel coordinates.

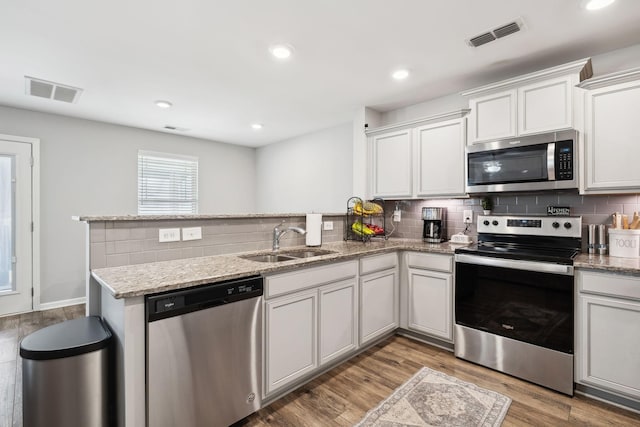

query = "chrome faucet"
[{"left": 273, "top": 220, "right": 306, "bottom": 251}]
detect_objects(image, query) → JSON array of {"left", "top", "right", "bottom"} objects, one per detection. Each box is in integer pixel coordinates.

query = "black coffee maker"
[{"left": 422, "top": 207, "right": 446, "bottom": 243}]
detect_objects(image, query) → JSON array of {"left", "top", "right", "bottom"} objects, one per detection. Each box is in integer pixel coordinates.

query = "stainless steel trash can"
[{"left": 20, "top": 315, "right": 112, "bottom": 427}]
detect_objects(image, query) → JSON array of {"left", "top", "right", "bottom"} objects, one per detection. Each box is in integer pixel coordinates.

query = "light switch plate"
[
  {"left": 159, "top": 228, "right": 180, "bottom": 242},
  {"left": 182, "top": 227, "right": 202, "bottom": 241},
  {"left": 323, "top": 221, "right": 334, "bottom": 231}
]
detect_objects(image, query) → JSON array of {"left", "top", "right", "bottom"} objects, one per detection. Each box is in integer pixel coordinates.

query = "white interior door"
[{"left": 0, "top": 139, "right": 33, "bottom": 316}]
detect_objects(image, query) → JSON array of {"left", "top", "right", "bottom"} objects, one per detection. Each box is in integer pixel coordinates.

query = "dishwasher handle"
[{"left": 146, "top": 275, "right": 263, "bottom": 322}]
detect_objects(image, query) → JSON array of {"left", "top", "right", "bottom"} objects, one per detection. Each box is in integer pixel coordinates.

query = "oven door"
[{"left": 454, "top": 254, "right": 574, "bottom": 354}]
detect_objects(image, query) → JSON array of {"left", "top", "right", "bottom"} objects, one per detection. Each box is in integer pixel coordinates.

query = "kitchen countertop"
[
  {"left": 574, "top": 253, "right": 640, "bottom": 274},
  {"left": 91, "top": 239, "right": 465, "bottom": 299}
]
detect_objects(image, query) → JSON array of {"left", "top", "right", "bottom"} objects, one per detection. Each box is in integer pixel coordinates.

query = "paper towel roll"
[{"left": 306, "top": 213, "right": 323, "bottom": 247}]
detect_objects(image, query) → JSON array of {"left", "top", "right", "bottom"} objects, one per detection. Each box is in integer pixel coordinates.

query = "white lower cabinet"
[
  {"left": 403, "top": 252, "right": 453, "bottom": 342},
  {"left": 265, "top": 289, "right": 317, "bottom": 395},
  {"left": 263, "top": 260, "right": 358, "bottom": 397},
  {"left": 359, "top": 253, "right": 399, "bottom": 345},
  {"left": 576, "top": 270, "right": 640, "bottom": 400},
  {"left": 319, "top": 279, "right": 358, "bottom": 366}
]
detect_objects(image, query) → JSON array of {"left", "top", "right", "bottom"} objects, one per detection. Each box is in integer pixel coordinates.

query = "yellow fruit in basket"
[
  {"left": 352, "top": 221, "right": 375, "bottom": 235},
  {"left": 353, "top": 201, "right": 382, "bottom": 216}
]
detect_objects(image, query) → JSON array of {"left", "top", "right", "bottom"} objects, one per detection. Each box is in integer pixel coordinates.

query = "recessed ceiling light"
[
  {"left": 155, "top": 100, "right": 173, "bottom": 109},
  {"left": 392, "top": 69, "right": 410, "bottom": 80},
  {"left": 269, "top": 44, "right": 293, "bottom": 59},
  {"left": 251, "top": 123, "right": 263, "bottom": 130},
  {"left": 583, "top": 0, "right": 615, "bottom": 10}
]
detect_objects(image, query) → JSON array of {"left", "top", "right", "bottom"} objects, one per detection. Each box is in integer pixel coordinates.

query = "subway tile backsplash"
[
  {"left": 383, "top": 192, "right": 640, "bottom": 242},
  {"left": 90, "top": 215, "right": 345, "bottom": 268},
  {"left": 89, "top": 193, "right": 639, "bottom": 269}
]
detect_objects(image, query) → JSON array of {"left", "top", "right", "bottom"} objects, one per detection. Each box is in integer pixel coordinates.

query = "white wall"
[
  {"left": 255, "top": 123, "right": 353, "bottom": 213},
  {"left": 0, "top": 105, "right": 256, "bottom": 304}
]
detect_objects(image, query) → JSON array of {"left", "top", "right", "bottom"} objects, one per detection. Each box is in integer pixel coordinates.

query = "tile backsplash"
[{"left": 383, "top": 191, "right": 640, "bottom": 242}]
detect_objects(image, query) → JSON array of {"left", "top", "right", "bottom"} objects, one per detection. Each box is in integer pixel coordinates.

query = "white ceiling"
[{"left": 2, "top": 0, "right": 640, "bottom": 147}]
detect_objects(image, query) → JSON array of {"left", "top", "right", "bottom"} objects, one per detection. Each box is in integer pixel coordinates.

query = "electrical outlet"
[
  {"left": 463, "top": 210, "right": 473, "bottom": 224},
  {"left": 393, "top": 209, "right": 401, "bottom": 222},
  {"left": 182, "top": 227, "right": 202, "bottom": 241},
  {"left": 323, "top": 221, "right": 334, "bottom": 231},
  {"left": 159, "top": 228, "right": 180, "bottom": 242}
]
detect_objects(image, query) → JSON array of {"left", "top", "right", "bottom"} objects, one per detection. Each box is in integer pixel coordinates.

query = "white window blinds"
[{"left": 138, "top": 150, "right": 198, "bottom": 215}]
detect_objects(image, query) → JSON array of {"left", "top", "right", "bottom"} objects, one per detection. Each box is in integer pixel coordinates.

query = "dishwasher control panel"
[{"left": 146, "top": 275, "right": 263, "bottom": 322}]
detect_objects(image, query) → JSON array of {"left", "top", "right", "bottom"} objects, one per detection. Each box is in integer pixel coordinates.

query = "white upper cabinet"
[
  {"left": 518, "top": 76, "right": 573, "bottom": 136},
  {"left": 414, "top": 118, "right": 467, "bottom": 197},
  {"left": 463, "top": 58, "right": 592, "bottom": 144},
  {"left": 370, "top": 129, "right": 413, "bottom": 198},
  {"left": 367, "top": 110, "right": 468, "bottom": 199},
  {"left": 468, "top": 90, "right": 517, "bottom": 142},
  {"left": 578, "top": 68, "right": 640, "bottom": 193}
]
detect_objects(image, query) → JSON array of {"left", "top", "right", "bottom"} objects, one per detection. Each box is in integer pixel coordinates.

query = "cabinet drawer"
[
  {"left": 360, "top": 252, "right": 398, "bottom": 275},
  {"left": 579, "top": 270, "right": 640, "bottom": 301},
  {"left": 266, "top": 261, "right": 358, "bottom": 298},
  {"left": 406, "top": 252, "right": 452, "bottom": 273}
]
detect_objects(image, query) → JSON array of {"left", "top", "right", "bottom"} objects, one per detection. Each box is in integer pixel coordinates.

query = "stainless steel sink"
[
  {"left": 239, "top": 254, "right": 298, "bottom": 263},
  {"left": 239, "top": 249, "right": 336, "bottom": 263},
  {"left": 279, "top": 249, "right": 336, "bottom": 258}
]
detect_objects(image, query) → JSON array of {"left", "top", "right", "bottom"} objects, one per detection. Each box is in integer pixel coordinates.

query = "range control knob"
[
  {"left": 492, "top": 220, "right": 499, "bottom": 226},
  {"left": 552, "top": 222, "right": 560, "bottom": 229},
  {"left": 564, "top": 222, "right": 572, "bottom": 229},
  {"left": 483, "top": 220, "right": 490, "bottom": 226}
]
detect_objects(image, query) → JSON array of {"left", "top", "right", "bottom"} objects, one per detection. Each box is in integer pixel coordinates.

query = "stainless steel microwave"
[{"left": 466, "top": 130, "right": 578, "bottom": 193}]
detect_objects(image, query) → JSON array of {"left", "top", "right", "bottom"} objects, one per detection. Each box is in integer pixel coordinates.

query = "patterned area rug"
[{"left": 355, "top": 367, "right": 511, "bottom": 427}]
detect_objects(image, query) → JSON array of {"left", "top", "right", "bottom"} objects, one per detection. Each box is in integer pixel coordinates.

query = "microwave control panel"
[{"left": 555, "top": 140, "right": 573, "bottom": 180}]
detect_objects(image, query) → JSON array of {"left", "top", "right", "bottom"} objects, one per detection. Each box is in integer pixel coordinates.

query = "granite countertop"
[
  {"left": 91, "top": 239, "right": 465, "bottom": 299},
  {"left": 73, "top": 212, "right": 344, "bottom": 222},
  {"left": 574, "top": 253, "right": 640, "bottom": 274}
]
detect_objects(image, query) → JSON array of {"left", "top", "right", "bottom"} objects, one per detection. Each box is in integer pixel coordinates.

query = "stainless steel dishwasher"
[{"left": 146, "top": 275, "right": 263, "bottom": 427}]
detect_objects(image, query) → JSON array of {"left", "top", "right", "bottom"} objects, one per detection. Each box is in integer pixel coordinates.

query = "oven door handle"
[{"left": 455, "top": 253, "right": 574, "bottom": 276}]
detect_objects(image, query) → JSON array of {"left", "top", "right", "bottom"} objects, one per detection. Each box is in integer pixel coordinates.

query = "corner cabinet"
[
  {"left": 576, "top": 270, "right": 640, "bottom": 401},
  {"left": 367, "top": 110, "right": 468, "bottom": 199},
  {"left": 463, "top": 58, "right": 592, "bottom": 144},
  {"left": 359, "top": 253, "right": 399, "bottom": 345},
  {"left": 370, "top": 129, "right": 413, "bottom": 198},
  {"left": 578, "top": 68, "right": 640, "bottom": 193}
]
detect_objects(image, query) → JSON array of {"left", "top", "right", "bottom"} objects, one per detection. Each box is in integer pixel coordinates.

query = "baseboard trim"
[{"left": 39, "top": 297, "right": 86, "bottom": 311}]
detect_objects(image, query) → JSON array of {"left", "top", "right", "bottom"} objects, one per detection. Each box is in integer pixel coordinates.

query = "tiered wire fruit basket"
[{"left": 344, "top": 197, "right": 387, "bottom": 242}]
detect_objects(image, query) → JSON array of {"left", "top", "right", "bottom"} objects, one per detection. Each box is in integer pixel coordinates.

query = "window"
[{"left": 138, "top": 150, "right": 198, "bottom": 215}]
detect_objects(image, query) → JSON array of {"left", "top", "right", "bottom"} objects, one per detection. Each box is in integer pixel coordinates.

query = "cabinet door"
[
  {"left": 360, "top": 268, "right": 398, "bottom": 345},
  {"left": 414, "top": 118, "right": 466, "bottom": 197},
  {"left": 577, "top": 293, "right": 640, "bottom": 399},
  {"left": 407, "top": 268, "right": 452, "bottom": 341},
  {"left": 584, "top": 79, "right": 640, "bottom": 191},
  {"left": 518, "top": 76, "right": 573, "bottom": 136},
  {"left": 265, "top": 289, "right": 317, "bottom": 395},
  {"left": 370, "top": 129, "right": 412, "bottom": 197},
  {"left": 468, "top": 89, "right": 517, "bottom": 143},
  {"left": 319, "top": 279, "right": 358, "bottom": 366}
]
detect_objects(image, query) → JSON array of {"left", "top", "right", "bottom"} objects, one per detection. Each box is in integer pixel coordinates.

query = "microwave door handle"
[{"left": 547, "top": 142, "right": 556, "bottom": 181}]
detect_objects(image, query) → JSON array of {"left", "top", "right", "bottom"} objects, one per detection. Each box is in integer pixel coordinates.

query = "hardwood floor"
[
  {"left": 2, "top": 307, "right": 639, "bottom": 426},
  {"left": 242, "top": 335, "right": 640, "bottom": 427},
  {"left": 0, "top": 305, "right": 85, "bottom": 427}
]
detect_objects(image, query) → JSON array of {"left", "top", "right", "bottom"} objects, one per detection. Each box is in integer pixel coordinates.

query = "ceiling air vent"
[
  {"left": 25, "top": 76, "right": 83, "bottom": 103},
  {"left": 164, "top": 125, "right": 189, "bottom": 132},
  {"left": 466, "top": 18, "right": 524, "bottom": 48}
]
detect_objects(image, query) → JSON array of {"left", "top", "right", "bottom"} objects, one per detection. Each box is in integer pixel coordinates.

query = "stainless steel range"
[{"left": 454, "top": 214, "right": 581, "bottom": 395}]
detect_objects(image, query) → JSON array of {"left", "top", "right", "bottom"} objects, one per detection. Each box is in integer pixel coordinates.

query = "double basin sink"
[{"left": 240, "top": 248, "right": 336, "bottom": 263}]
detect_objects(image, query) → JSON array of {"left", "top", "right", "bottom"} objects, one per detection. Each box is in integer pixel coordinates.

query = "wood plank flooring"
[
  {"left": 2, "top": 306, "right": 639, "bottom": 426},
  {"left": 242, "top": 335, "right": 640, "bottom": 427},
  {"left": 0, "top": 305, "right": 84, "bottom": 427}
]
